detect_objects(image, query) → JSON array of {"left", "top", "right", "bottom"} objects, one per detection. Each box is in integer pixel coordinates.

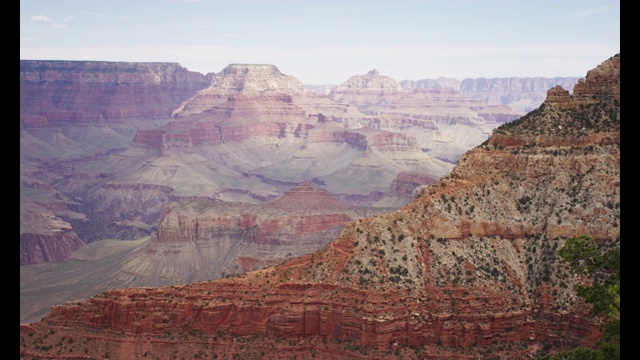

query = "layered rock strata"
[
  {"left": 115, "top": 183, "right": 392, "bottom": 286},
  {"left": 20, "top": 165, "right": 87, "bottom": 265},
  {"left": 19, "top": 61, "right": 530, "bottom": 255},
  {"left": 20, "top": 60, "right": 212, "bottom": 259},
  {"left": 20, "top": 55, "right": 620, "bottom": 359},
  {"left": 110, "top": 64, "right": 454, "bottom": 213},
  {"left": 330, "top": 70, "right": 524, "bottom": 164},
  {"left": 20, "top": 60, "right": 211, "bottom": 125},
  {"left": 401, "top": 76, "right": 581, "bottom": 113}
]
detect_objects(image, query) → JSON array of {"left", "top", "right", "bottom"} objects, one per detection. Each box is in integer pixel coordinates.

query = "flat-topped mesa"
[
  {"left": 328, "top": 69, "right": 404, "bottom": 100},
  {"left": 211, "top": 64, "right": 306, "bottom": 94},
  {"left": 171, "top": 64, "right": 307, "bottom": 118}
]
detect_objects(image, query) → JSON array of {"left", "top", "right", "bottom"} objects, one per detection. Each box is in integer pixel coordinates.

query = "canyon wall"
[
  {"left": 20, "top": 60, "right": 211, "bottom": 125},
  {"left": 20, "top": 55, "right": 620, "bottom": 359}
]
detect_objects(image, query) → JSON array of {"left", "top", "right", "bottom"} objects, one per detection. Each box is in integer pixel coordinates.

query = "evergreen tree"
[{"left": 546, "top": 235, "right": 620, "bottom": 359}]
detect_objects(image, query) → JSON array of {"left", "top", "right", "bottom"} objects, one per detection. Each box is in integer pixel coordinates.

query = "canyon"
[
  {"left": 20, "top": 58, "right": 595, "bottom": 339},
  {"left": 19, "top": 54, "right": 620, "bottom": 359},
  {"left": 20, "top": 60, "right": 527, "bottom": 266},
  {"left": 20, "top": 60, "right": 212, "bottom": 265}
]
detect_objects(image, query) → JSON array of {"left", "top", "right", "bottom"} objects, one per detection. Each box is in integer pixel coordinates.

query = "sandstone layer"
[{"left": 20, "top": 54, "right": 620, "bottom": 359}]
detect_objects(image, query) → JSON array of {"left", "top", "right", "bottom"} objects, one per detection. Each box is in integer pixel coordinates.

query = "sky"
[{"left": 20, "top": 0, "right": 620, "bottom": 85}]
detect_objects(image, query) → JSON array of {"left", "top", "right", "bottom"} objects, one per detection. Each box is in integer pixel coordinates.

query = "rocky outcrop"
[
  {"left": 171, "top": 64, "right": 305, "bottom": 118},
  {"left": 20, "top": 229, "right": 84, "bottom": 265},
  {"left": 20, "top": 167, "right": 87, "bottom": 264},
  {"left": 212, "top": 64, "right": 306, "bottom": 94},
  {"left": 567, "top": 54, "right": 620, "bottom": 105},
  {"left": 19, "top": 55, "right": 620, "bottom": 359},
  {"left": 545, "top": 85, "right": 571, "bottom": 105}
]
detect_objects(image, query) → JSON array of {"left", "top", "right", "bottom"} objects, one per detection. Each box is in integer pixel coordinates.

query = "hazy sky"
[{"left": 20, "top": 0, "right": 620, "bottom": 84}]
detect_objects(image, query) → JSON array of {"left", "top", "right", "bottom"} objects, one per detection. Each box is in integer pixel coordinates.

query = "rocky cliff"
[
  {"left": 20, "top": 163, "right": 87, "bottom": 265},
  {"left": 19, "top": 54, "right": 620, "bottom": 359},
  {"left": 20, "top": 60, "right": 211, "bottom": 125}
]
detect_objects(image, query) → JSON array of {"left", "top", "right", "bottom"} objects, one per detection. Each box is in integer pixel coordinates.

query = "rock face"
[
  {"left": 20, "top": 60, "right": 211, "bottom": 125},
  {"left": 401, "top": 76, "right": 581, "bottom": 113},
  {"left": 20, "top": 164, "right": 87, "bottom": 265},
  {"left": 19, "top": 55, "right": 620, "bottom": 359},
  {"left": 19, "top": 228, "right": 84, "bottom": 265}
]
